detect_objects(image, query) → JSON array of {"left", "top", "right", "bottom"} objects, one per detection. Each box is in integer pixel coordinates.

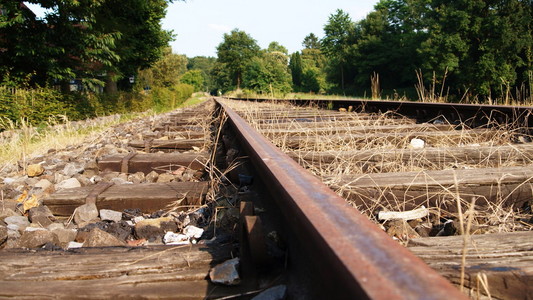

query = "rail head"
[{"left": 216, "top": 98, "right": 467, "bottom": 300}]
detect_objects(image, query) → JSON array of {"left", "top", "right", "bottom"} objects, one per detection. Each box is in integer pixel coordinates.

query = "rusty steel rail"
[
  {"left": 228, "top": 97, "right": 533, "bottom": 128},
  {"left": 216, "top": 99, "right": 467, "bottom": 299}
]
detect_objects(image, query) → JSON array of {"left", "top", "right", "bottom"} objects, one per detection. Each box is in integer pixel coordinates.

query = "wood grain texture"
[
  {"left": 0, "top": 244, "right": 251, "bottom": 299},
  {"left": 44, "top": 182, "right": 209, "bottom": 216},
  {"left": 408, "top": 231, "right": 533, "bottom": 300}
]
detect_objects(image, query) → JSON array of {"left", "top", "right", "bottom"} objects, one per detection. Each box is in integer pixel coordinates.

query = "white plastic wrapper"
[
  {"left": 183, "top": 225, "right": 204, "bottom": 239},
  {"left": 163, "top": 231, "right": 189, "bottom": 245}
]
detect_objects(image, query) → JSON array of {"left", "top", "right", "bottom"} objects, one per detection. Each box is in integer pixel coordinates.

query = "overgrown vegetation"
[
  {"left": 0, "top": 83, "right": 193, "bottom": 129},
  {"left": 223, "top": 99, "right": 533, "bottom": 237},
  {"left": 208, "top": 1, "right": 532, "bottom": 104}
]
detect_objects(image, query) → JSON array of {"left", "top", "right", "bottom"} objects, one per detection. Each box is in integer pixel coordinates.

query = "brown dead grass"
[{"left": 219, "top": 98, "right": 533, "bottom": 235}]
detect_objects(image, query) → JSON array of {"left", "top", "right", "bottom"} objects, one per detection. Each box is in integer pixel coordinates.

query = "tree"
[
  {"left": 289, "top": 52, "right": 303, "bottom": 87},
  {"left": 321, "top": 9, "right": 355, "bottom": 91},
  {"left": 1, "top": 0, "right": 174, "bottom": 92},
  {"left": 0, "top": 2, "right": 48, "bottom": 86},
  {"left": 187, "top": 56, "right": 216, "bottom": 91},
  {"left": 211, "top": 61, "right": 234, "bottom": 94},
  {"left": 267, "top": 41, "right": 288, "bottom": 55},
  {"left": 138, "top": 47, "right": 187, "bottom": 88},
  {"left": 1, "top": 0, "right": 120, "bottom": 89},
  {"left": 180, "top": 70, "right": 204, "bottom": 92},
  {"left": 419, "top": 0, "right": 532, "bottom": 99},
  {"left": 347, "top": 0, "right": 427, "bottom": 90},
  {"left": 93, "top": 0, "right": 174, "bottom": 93},
  {"left": 302, "top": 33, "right": 321, "bottom": 49},
  {"left": 216, "top": 29, "right": 260, "bottom": 89},
  {"left": 243, "top": 53, "right": 292, "bottom": 95}
]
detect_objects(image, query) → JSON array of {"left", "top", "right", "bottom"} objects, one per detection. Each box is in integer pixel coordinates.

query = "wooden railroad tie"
[
  {"left": 408, "top": 231, "right": 533, "bottom": 300},
  {"left": 278, "top": 129, "right": 500, "bottom": 149},
  {"left": 330, "top": 166, "right": 533, "bottom": 211},
  {"left": 129, "top": 139, "right": 206, "bottom": 152},
  {"left": 98, "top": 152, "right": 209, "bottom": 174},
  {"left": 44, "top": 181, "right": 209, "bottom": 216},
  {"left": 288, "top": 144, "right": 533, "bottom": 169}
]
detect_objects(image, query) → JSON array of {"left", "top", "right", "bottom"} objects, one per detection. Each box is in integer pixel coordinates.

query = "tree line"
[
  {"left": 2, "top": 0, "right": 531, "bottom": 104},
  {"left": 210, "top": 0, "right": 532, "bottom": 103}
]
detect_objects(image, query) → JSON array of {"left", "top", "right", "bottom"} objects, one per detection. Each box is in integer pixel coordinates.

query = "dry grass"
[
  {"left": 219, "top": 98, "right": 533, "bottom": 235},
  {"left": 0, "top": 115, "right": 120, "bottom": 172}
]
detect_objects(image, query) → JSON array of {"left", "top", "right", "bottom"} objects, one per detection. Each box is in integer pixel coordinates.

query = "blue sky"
[{"left": 25, "top": 0, "right": 379, "bottom": 58}]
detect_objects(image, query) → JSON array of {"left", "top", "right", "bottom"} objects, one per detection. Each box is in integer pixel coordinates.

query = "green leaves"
[
  {"left": 216, "top": 29, "right": 261, "bottom": 89},
  {"left": 1, "top": 0, "right": 173, "bottom": 92}
]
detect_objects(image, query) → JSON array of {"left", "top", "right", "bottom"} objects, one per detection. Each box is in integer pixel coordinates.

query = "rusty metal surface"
[
  {"left": 120, "top": 152, "right": 137, "bottom": 173},
  {"left": 217, "top": 99, "right": 467, "bottom": 299},
  {"left": 85, "top": 181, "right": 114, "bottom": 204}
]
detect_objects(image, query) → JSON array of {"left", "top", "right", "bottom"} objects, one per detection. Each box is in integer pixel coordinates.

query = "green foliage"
[
  {"left": 0, "top": 83, "right": 193, "bottom": 129},
  {"left": 242, "top": 49, "right": 292, "bottom": 95},
  {"left": 267, "top": 42, "right": 288, "bottom": 55},
  {"left": 1, "top": 0, "right": 174, "bottom": 91},
  {"left": 303, "top": 33, "right": 321, "bottom": 49},
  {"left": 180, "top": 70, "right": 205, "bottom": 92},
  {"left": 289, "top": 52, "right": 303, "bottom": 87},
  {"left": 321, "top": 9, "right": 356, "bottom": 91},
  {"left": 93, "top": 0, "right": 174, "bottom": 89},
  {"left": 137, "top": 48, "right": 188, "bottom": 89},
  {"left": 316, "top": 1, "right": 532, "bottom": 101},
  {"left": 418, "top": 0, "right": 532, "bottom": 98},
  {"left": 216, "top": 29, "right": 261, "bottom": 89},
  {"left": 187, "top": 56, "right": 216, "bottom": 91}
]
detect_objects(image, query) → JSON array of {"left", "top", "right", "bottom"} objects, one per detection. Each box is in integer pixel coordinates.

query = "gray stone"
[
  {"left": 83, "top": 228, "right": 126, "bottom": 247},
  {"left": 47, "top": 223, "right": 65, "bottom": 231},
  {"left": 182, "top": 169, "right": 195, "bottom": 181},
  {"left": 51, "top": 228, "right": 77, "bottom": 248},
  {"left": 62, "top": 163, "right": 85, "bottom": 177},
  {"left": 28, "top": 205, "right": 56, "bottom": 227},
  {"left": 24, "top": 177, "right": 40, "bottom": 186},
  {"left": 74, "top": 175, "right": 92, "bottom": 187},
  {"left": 0, "top": 225, "right": 7, "bottom": 245},
  {"left": 0, "top": 208, "right": 19, "bottom": 220},
  {"left": 106, "top": 221, "right": 133, "bottom": 240},
  {"left": 35, "top": 178, "right": 53, "bottom": 190},
  {"left": 101, "top": 172, "right": 120, "bottom": 182},
  {"left": 110, "top": 177, "right": 129, "bottom": 185},
  {"left": 7, "top": 225, "right": 21, "bottom": 239},
  {"left": 56, "top": 178, "right": 81, "bottom": 190},
  {"left": 3, "top": 177, "right": 16, "bottom": 185},
  {"left": 156, "top": 173, "right": 175, "bottom": 183},
  {"left": 252, "top": 285, "right": 287, "bottom": 300},
  {"left": 3, "top": 237, "right": 19, "bottom": 249},
  {"left": 83, "top": 161, "right": 99, "bottom": 177},
  {"left": 145, "top": 171, "right": 159, "bottom": 183},
  {"left": 74, "top": 203, "right": 99, "bottom": 225},
  {"left": 100, "top": 209, "right": 122, "bottom": 223},
  {"left": 89, "top": 175, "right": 103, "bottom": 184},
  {"left": 127, "top": 172, "right": 145, "bottom": 184},
  {"left": 53, "top": 173, "right": 68, "bottom": 184},
  {"left": 18, "top": 230, "right": 59, "bottom": 248},
  {"left": 209, "top": 257, "right": 240, "bottom": 285},
  {"left": 4, "top": 216, "right": 30, "bottom": 231},
  {"left": 217, "top": 207, "right": 240, "bottom": 229}
]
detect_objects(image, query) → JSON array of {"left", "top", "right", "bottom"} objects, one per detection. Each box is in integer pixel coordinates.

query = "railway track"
[{"left": 1, "top": 97, "right": 532, "bottom": 299}]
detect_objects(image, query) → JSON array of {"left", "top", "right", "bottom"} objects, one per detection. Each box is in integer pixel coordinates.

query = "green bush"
[{"left": 0, "top": 84, "right": 195, "bottom": 129}]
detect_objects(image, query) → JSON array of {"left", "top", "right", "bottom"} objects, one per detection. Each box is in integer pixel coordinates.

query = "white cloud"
[{"left": 208, "top": 24, "right": 231, "bottom": 33}]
